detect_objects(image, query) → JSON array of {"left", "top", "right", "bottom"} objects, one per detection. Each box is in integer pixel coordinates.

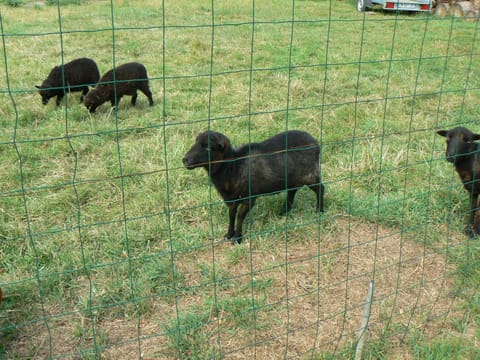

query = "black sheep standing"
[
  {"left": 36, "top": 58, "right": 100, "bottom": 106},
  {"left": 83, "top": 62, "right": 154, "bottom": 113},
  {"left": 437, "top": 126, "right": 480, "bottom": 237},
  {"left": 183, "top": 130, "right": 325, "bottom": 243}
]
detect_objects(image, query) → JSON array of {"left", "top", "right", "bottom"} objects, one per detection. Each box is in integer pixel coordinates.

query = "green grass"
[
  {"left": 410, "top": 331, "right": 480, "bottom": 360},
  {"left": 1, "top": 0, "right": 480, "bottom": 358}
]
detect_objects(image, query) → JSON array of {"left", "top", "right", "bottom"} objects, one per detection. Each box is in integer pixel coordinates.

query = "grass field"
[{"left": 1, "top": 0, "right": 480, "bottom": 358}]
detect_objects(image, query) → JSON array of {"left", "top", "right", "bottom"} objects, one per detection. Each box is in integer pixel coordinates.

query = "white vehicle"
[{"left": 357, "top": 0, "right": 433, "bottom": 12}]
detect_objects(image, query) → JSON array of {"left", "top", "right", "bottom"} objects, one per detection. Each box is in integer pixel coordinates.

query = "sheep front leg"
[
  {"left": 473, "top": 210, "right": 480, "bottom": 238},
  {"left": 280, "top": 189, "right": 297, "bottom": 216},
  {"left": 56, "top": 94, "right": 65, "bottom": 107},
  {"left": 111, "top": 95, "right": 122, "bottom": 107},
  {"left": 224, "top": 202, "right": 238, "bottom": 241},
  {"left": 80, "top": 87, "right": 89, "bottom": 103},
  {"left": 231, "top": 198, "right": 256, "bottom": 244},
  {"left": 131, "top": 92, "right": 138, "bottom": 106},
  {"left": 466, "top": 192, "right": 480, "bottom": 237}
]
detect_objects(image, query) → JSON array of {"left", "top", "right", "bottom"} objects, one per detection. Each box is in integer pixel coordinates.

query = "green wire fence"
[{"left": 1, "top": 0, "right": 480, "bottom": 358}]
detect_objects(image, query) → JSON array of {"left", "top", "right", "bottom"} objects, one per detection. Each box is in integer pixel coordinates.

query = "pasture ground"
[{"left": 1, "top": 0, "right": 480, "bottom": 358}]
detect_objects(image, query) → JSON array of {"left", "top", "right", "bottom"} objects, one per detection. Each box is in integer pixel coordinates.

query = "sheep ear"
[
  {"left": 217, "top": 138, "right": 228, "bottom": 151},
  {"left": 437, "top": 130, "right": 447, "bottom": 137}
]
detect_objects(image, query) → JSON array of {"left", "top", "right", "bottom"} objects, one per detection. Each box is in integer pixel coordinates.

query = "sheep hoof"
[
  {"left": 228, "top": 231, "right": 243, "bottom": 244},
  {"left": 464, "top": 225, "right": 479, "bottom": 238},
  {"left": 279, "top": 207, "right": 290, "bottom": 216},
  {"left": 231, "top": 236, "right": 243, "bottom": 244}
]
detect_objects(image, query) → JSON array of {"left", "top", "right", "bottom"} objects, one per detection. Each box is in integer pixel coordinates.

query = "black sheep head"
[
  {"left": 36, "top": 66, "right": 63, "bottom": 105},
  {"left": 183, "top": 131, "right": 231, "bottom": 170},
  {"left": 35, "top": 83, "right": 55, "bottom": 105},
  {"left": 437, "top": 127, "right": 480, "bottom": 164},
  {"left": 83, "top": 90, "right": 100, "bottom": 113}
]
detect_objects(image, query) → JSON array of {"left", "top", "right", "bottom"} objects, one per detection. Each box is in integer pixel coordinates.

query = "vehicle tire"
[
  {"left": 357, "top": 0, "right": 372, "bottom": 12},
  {"left": 357, "top": 0, "right": 366, "bottom": 12}
]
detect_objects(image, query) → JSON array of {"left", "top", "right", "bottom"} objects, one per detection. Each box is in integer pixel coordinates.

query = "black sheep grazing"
[
  {"left": 83, "top": 62, "right": 154, "bottom": 113},
  {"left": 183, "top": 130, "right": 325, "bottom": 244},
  {"left": 36, "top": 58, "right": 100, "bottom": 106},
  {"left": 437, "top": 126, "right": 480, "bottom": 237}
]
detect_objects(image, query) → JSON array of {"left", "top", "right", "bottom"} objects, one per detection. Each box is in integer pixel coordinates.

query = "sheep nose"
[{"left": 182, "top": 157, "right": 189, "bottom": 166}]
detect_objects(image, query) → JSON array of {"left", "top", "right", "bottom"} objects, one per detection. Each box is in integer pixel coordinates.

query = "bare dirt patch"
[{"left": 3, "top": 217, "right": 468, "bottom": 359}]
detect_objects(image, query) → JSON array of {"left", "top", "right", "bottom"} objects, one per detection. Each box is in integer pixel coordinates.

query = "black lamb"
[
  {"left": 36, "top": 57, "right": 100, "bottom": 106},
  {"left": 83, "top": 62, "right": 154, "bottom": 113},
  {"left": 437, "top": 126, "right": 480, "bottom": 237},
  {"left": 183, "top": 130, "right": 325, "bottom": 244}
]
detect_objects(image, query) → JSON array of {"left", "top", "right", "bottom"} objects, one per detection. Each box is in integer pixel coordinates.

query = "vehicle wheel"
[{"left": 357, "top": 0, "right": 366, "bottom": 12}]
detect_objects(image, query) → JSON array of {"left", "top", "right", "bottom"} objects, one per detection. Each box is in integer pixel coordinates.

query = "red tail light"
[
  {"left": 385, "top": 2, "right": 395, "bottom": 9},
  {"left": 420, "top": 4, "right": 430, "bottom": 10}
]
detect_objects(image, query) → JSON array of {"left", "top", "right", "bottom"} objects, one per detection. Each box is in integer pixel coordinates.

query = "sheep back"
[
  {"left": 36, "top": 57, "right": 100, "bottom": 105},
  {"left": 184, "top": 130, "right": 321, "bottom": 202},
  {"left": 226, "top": 131, "right": 320, "bottom": 200},
  {"left": 83, "top": 62, "right": 154, "bottom": 113}
]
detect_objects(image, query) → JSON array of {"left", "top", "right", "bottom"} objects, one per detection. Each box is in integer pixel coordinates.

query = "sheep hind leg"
[
  {"left": 131, "top": 92, "right": 138, "bottom": 106},
  {"left": 473, "top": 210, "right": 480, "bottom": 238},
  {"left": 310, "top": 182, "right": 324, "bottom": 213},
  {"left": 140, "top": 86, "right": 154, "bottom": 106},
  {"left": 466, "top": 192, "right": 480, "bottom": 237}
]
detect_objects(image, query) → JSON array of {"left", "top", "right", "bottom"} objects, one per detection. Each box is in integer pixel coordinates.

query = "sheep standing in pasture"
[
  {"left": 437, "top": 126, "right": 480, "bottom": 237},
  {"left": 83, "top": 62, "right": 154, "bottom": 113},
  {"left": 183, "top": 130, "right": 325, "bottom": 244},
  {"left": 36, "top": 57, "right": 100, "bottom": 106}
]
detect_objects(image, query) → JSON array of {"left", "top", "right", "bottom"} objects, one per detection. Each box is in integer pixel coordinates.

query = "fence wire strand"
[{"left": 1, "top": 1, "right": 480, "bottom": 359}]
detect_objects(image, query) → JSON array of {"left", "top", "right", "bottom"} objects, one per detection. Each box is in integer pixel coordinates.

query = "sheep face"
[
  {"left": 437, "top": 127, "right": 480, "bottom": 164},
  {"left": 36, "top": 66, "right": 62, "bottom": 105},
  {"left": 83, "top": 90, "right": 101, "bottom": 113},
  {"left": 35, "top": 83, "right": 56, "bottom": 105},
  {"left": 182, "top": 131, "right": 230, "bottom": 170}
]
